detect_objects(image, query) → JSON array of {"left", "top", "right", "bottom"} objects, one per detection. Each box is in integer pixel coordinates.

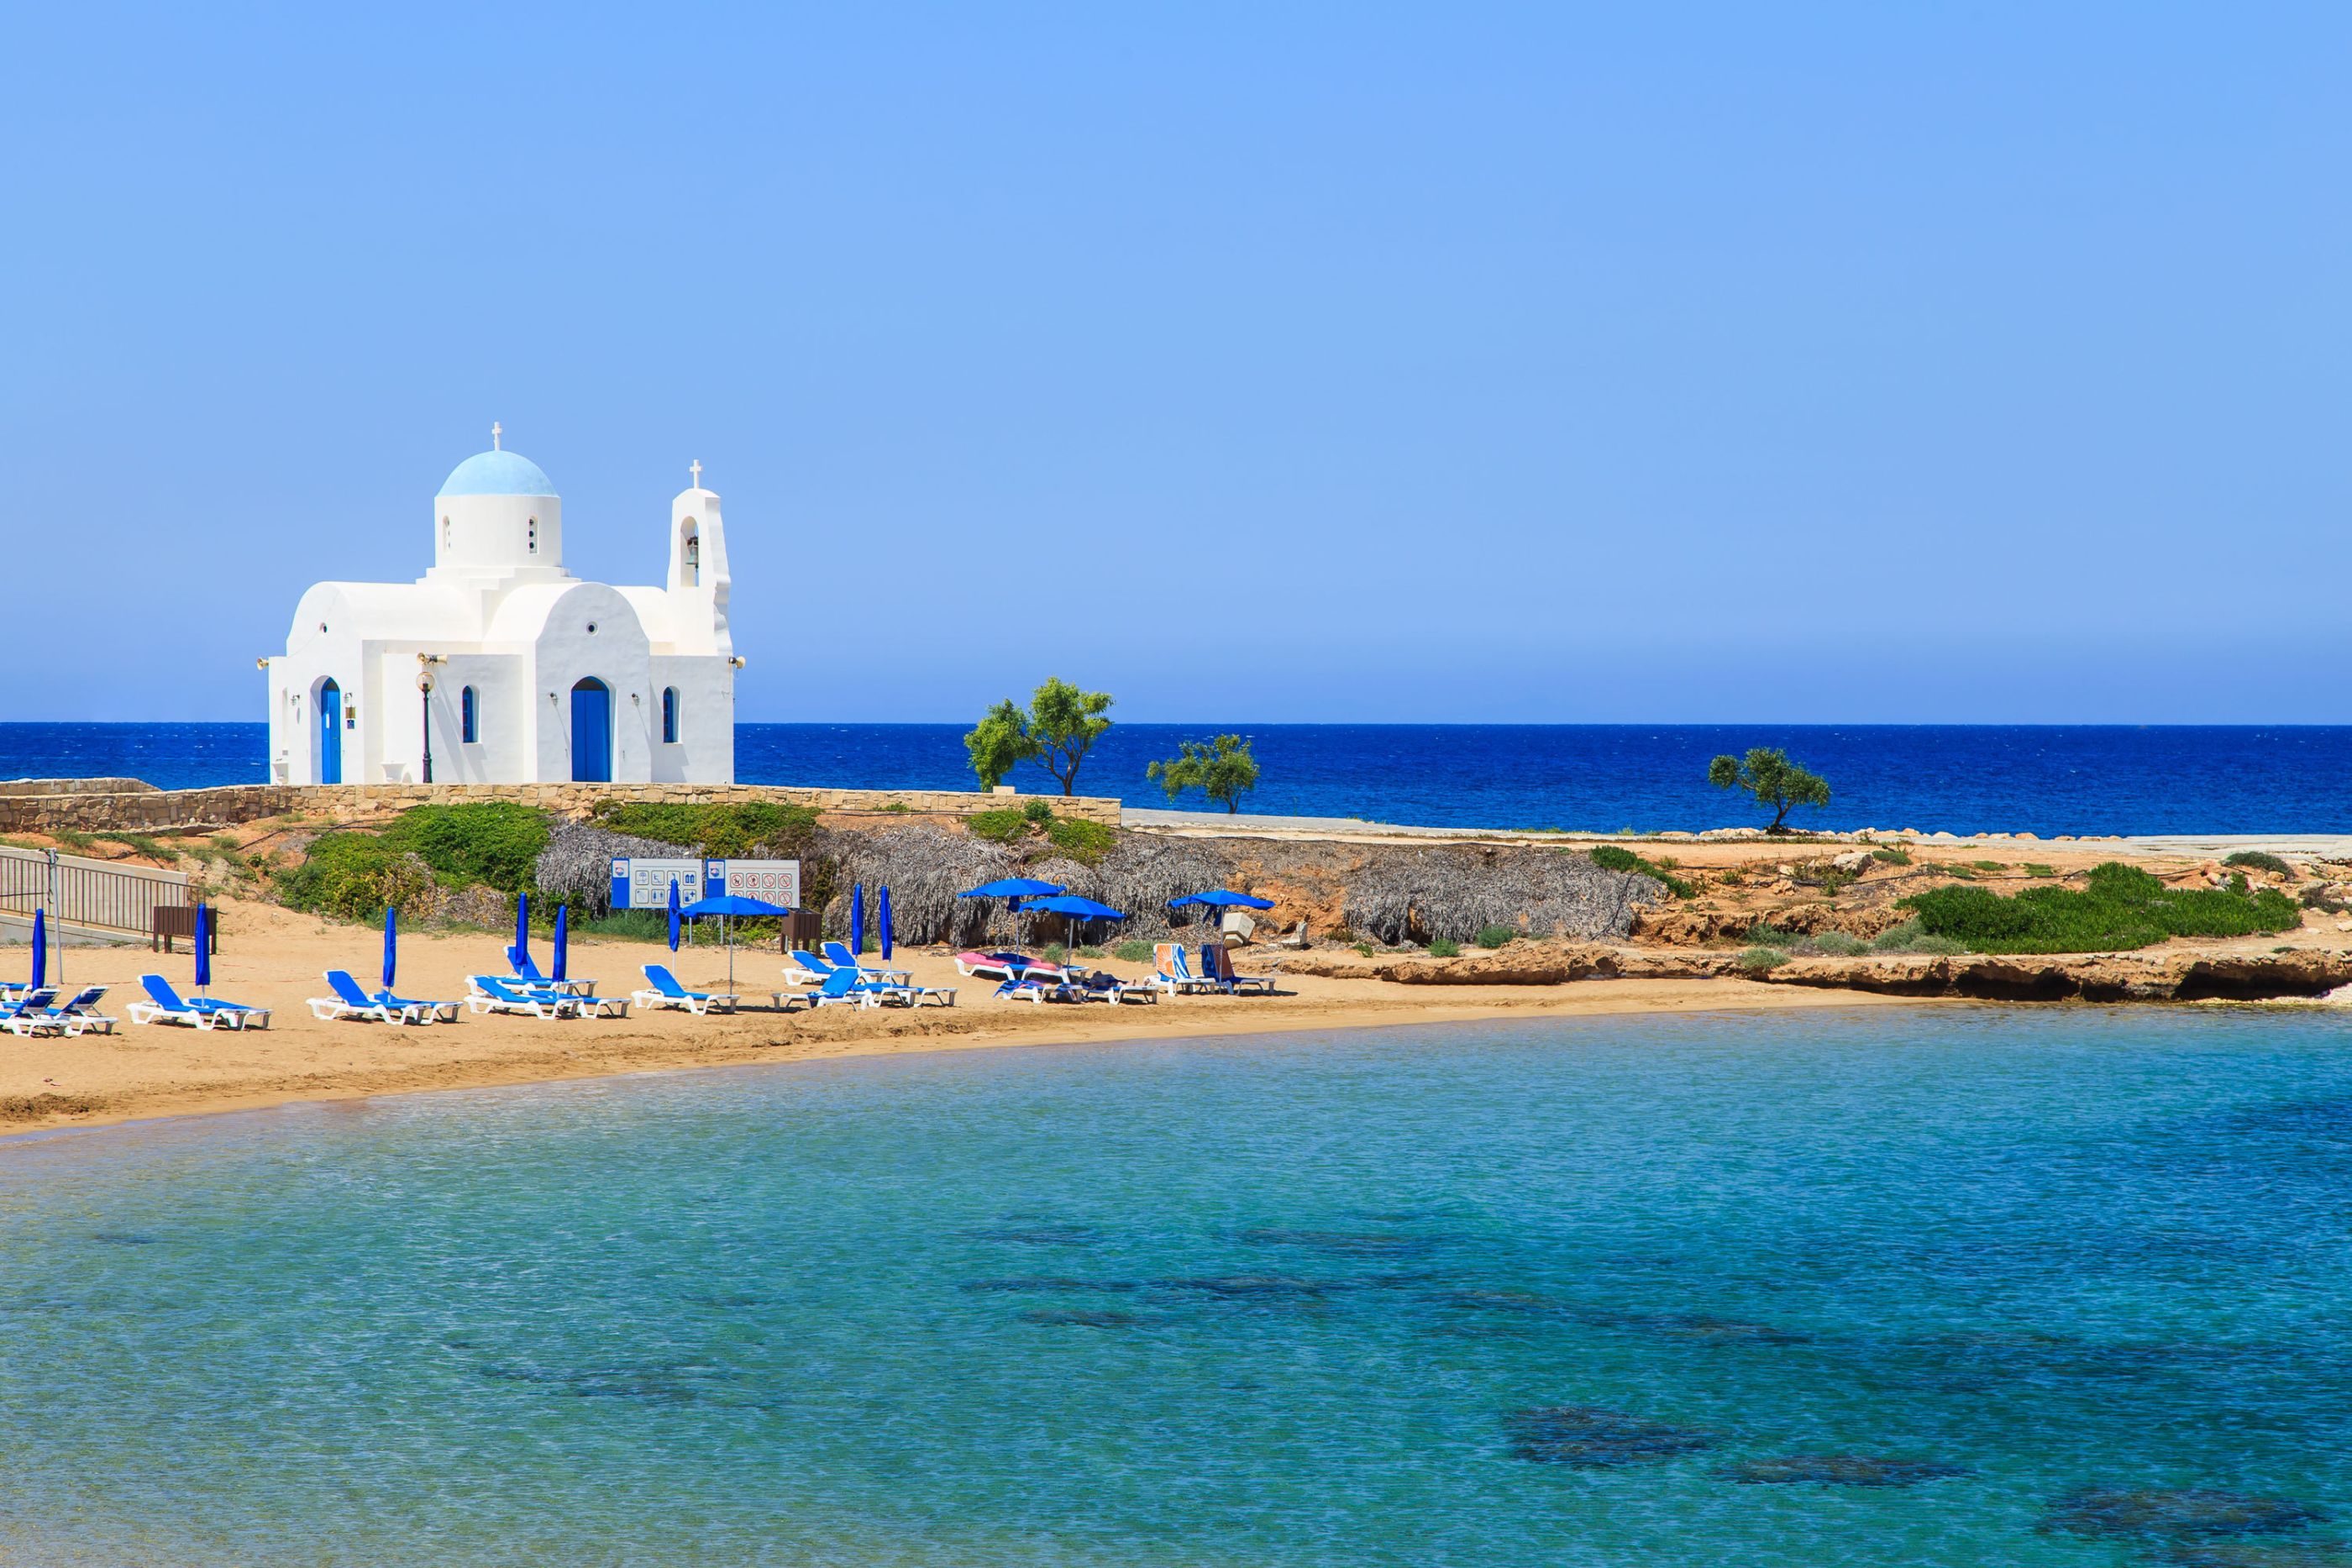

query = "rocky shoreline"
[{"left": 1284, "top": 944, "right": 2352, "bottom": 1002}]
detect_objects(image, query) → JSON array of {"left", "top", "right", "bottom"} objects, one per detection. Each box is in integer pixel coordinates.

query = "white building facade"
[{"left": 265, "top": 436, "right": 738, "bottom": 786}]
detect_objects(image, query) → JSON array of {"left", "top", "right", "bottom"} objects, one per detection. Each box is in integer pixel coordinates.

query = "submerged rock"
[
  {"left": 969, "top": 1224, "right": 1104, "bottom": 1246},
  {"left": 1582, "top": 1310, "right": 1811, "bottom": 1346},
  {"left": 1238, "top": 1228, "right": 1433, "bottom": 1257},
  {"left": 959, "top": 1277, "right": 1137, "bottom": 1294},
  {"left": 1504, "top": 1405, "right": 1718, "bottom": 1467},
  {"left": 1149, "top": 1276, "right": 1332, "bottom": 1299},
  {"left": 1719, "top": 1454, "right": 1970, "bottom": 1487},
  {"left": 1017, "top": 1308, "right": 1139, "bottom": 1328},
  {"left": 2042, "top": 1488, "right": 2329, "bottom": 1541}
]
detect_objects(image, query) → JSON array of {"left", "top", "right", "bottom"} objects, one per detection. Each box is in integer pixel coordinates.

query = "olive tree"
[
  {"left": 962, "top": 679, "right": 1116, "bottom": 796},
  {"left": 1707, "top": 747, "right": 1830, "bottom": 832},
  {"left": 1147, "top": 734, "right": 1260, "bottom": 813}
]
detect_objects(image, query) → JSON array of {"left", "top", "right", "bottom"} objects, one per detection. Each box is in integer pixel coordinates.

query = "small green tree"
[
  {"left": 1025, "top": 677, "right": 1115, "bottom": 796},
  {"left": 1707, "top": 747, "right": 1830, "bottom": 832},
  {"left": 963, "top": 679, "right": 1116, "bottom": 796},
  {"left": 1147, "top": 734, "right": 1260, "bottom": 813},
  {"left": 963, "top": 698, "right": 1031, "bottom": 789}
]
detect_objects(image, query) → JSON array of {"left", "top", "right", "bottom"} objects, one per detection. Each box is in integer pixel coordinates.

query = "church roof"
[{"left": 438, "top": 448, "right": 557, "bottom": 498}]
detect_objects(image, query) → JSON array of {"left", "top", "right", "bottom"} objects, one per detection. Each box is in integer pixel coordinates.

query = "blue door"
[
  {"left": 570, "top": 678, "right": 612, "bottom": 783},
  {"left": 317, "top": 679, "right": 343, "bottom": 784}
]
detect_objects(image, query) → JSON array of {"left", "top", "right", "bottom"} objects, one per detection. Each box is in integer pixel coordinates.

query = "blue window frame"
[
  {"left": 661, "top": 686, "right": 680, "bottom": 743},
  {"left": 459, "top": 685, "right": 477, "bottom": 743}
]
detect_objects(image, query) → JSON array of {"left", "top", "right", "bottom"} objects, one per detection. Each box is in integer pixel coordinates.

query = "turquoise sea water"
[{"left": 4, "top": 1008, "right": 2352, "bottom": 1566}]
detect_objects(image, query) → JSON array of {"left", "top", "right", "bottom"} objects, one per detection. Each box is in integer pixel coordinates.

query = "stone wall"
[
  {"left": 0, "top": 781, "right": 1121, "bottom": 835},
  {"left": 0, "top": 777, "right": 160, "bottom": 797}
]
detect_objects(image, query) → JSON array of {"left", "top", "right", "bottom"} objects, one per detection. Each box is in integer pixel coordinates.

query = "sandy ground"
[{"left": 0, "top": 894, "right": 1913, "bottom": 1140}]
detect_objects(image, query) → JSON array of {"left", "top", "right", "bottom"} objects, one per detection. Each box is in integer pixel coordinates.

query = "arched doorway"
[
  {"left": 570, "top": 678, "right": 612, "bottom": 783},
  {"left": 316, "top": 679, "right": 343, "bottom": 785}
]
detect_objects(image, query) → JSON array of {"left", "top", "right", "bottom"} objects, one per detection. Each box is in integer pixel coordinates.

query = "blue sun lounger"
[
  {"left": 631, "top": 963, "right": 738, "bottom": 1015},
  {"left": 129, "top": 974, "right": 270, "bottom": 1030},
  {"left": 310, "top": 970, "right": 421, "bottom": 1025}
]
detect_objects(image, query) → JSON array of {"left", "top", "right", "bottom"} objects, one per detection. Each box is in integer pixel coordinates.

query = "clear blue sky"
[{"left": 4, "top": 4, "right": 2346, "bottom": 723}]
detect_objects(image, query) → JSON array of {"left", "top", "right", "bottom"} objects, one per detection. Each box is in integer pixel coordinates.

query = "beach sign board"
[
  {"left": 610, "top": 857, "right": 706, "bottom": 911},
  {"left": 608, "top": 857, "right": 801, "bottom": 911},
  {"left": 709, "top": 857, "right": 802, "bottom": 909}
]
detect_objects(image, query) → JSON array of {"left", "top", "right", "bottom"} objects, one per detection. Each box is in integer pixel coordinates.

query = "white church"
[{"left": 265, "top": 428, "right": 739, "bottom": 786}]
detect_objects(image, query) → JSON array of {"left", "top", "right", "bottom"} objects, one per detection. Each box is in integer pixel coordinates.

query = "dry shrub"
[
  {"left": 819, "top": 824, "right": 1016, "bottom": 946},
  {"left": 1343, "top": 847, "right": 1662, "bottom": 945},
  {"left": 534, "top": 824, "right": 696, "bottom": 915}
]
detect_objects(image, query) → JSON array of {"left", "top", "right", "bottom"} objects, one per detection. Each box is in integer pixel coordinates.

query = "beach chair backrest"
[
  {"left": 790, "top": 950, "right": 835, "bottom": 976},
  {"left": 474, "top": 976, "right": 522, "bottom": 1002},
  {"left": 1199, "top": 944, "right": 1231, "bottom": 984},
  {"left": 645, "top": 964, "right": 688, "bottom": 998},
  {"left": 328, "top": 970, "right": 375, "bottom": 1009},
  {"left": 819, "top": 969, "right": 859, "bottom": 998},
  {"left": 823, "top": 941, "right": 858, "bottom": 968},
  {"left": 1153, "top": 943, "right": 1182, "bottom": 980},
  {"left": 141, "top": 974, "right": 184, "bottom": 1010},
  {"left": 511, "top": 950, "right": 547, "bottom": 981},
  {"left": 62, "top": 986, "right": 106, "bottom": 1012},
  {"left": 5, "top": 987, "right": 56, "bottom": 1014}
]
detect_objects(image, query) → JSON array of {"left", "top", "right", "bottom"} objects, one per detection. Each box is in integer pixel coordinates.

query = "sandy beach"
[{"left": 0, "top": 891, "right": 1918, "bottom": 1139}]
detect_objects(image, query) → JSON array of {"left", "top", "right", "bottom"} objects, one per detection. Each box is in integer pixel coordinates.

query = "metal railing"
[{"left": 0, "top": 847, "right": 190, "bottom": 936}]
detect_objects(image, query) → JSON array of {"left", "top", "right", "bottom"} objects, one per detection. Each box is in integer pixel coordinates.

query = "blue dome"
[{"left": 437, "top": 449, "right": 557, "bottom": 498}]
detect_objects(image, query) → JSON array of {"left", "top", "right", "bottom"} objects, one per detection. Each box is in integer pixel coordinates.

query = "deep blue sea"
[
  {"left": 5, "top": 1009, "right": 2352, "bottom": 1566},
  {"left": 3, "top": 721, "right": 2348, "bottom": 836}
]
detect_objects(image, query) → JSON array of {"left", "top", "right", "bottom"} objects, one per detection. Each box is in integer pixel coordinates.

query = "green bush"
[
  {"left": 1427, "top": 937, "right": 1461, "bottom": 957},
  {"left": 1022, "top": 797, "right": 1056, "bottom": 826},
  {"left": 1356, "top": 940, "right": 1377, "bottom": 957},
  {"left": 1042, "top": 941, "right": 1067, "bottom": 963},
  {"left": 275, "top": 832, "right": 434, "bottom": 921},
  {"left": 590, "top": 800, "right": 818, "bottom": 857},
  {"left": 2022, "top": 863, "right": 2058, "bottom": 878},
  {"left": 1810, "top": 931, "right": 1867, "bottom": 957},
  {"left": 965, "top": 808, "right": 1029, "bottom": 846},
  {"left": 1474, "top": 925, "right": 1516, "bottom": 949},
  {"left": 2225, "top": 850, "right": 2293, "bottom": 878},
  {"left": 1736, "top": 946, "right": 1790, "bottom": 973},
  {"left": 1871, "top": 847, "right": 1913, "bottom": 865},
  {"left": 1903, "top": 861, "right": 2300, "bottom": 954},
  {"left": 380, "top": 803, "right": 549, "bottom": 894},
  {"left": 1745, "top": 923, "right": 1794, "bottom": 947},
  {"left": 1045, "top": 816, "right": 1116, "bottom": 866},
  {"left": 1076, "top": 944, "right": 1105, "bottom": 959},
  {"left": 1113, "top": 940, "right": 1153, "bottom": 962},
  {"left": 1588, "top": 844, "right": 1696, "bottom": 899}
]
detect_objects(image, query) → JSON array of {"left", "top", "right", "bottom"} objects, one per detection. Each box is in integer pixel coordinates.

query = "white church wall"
[
  {"left": 431, "top": 490, "right": 564, "bottom": 579},
  {"left": 528, "top": 583, "right": 655, "bottom": 784},
  {"left": 646, "top": 655, "right": 734, "bottom": 784}
]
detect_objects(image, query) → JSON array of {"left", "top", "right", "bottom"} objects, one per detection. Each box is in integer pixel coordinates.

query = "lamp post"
[{"left": 416, "top": 654, "right": 445, "bottom": 784}]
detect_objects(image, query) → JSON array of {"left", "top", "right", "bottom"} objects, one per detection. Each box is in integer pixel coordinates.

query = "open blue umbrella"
[
  {"left": 1168, "top": 889, "right": 1276, "bottom": 910},
  {"left": 667, "top": 878, "right": 682, "bottom": 952},
  {"left": 958, "top": 877, "right": 1066, "bottom": 946},
  {"left": 553, "top": 904, "right": 570, "bottom": 983},
  {"left": 850, "top": 883, "right": 865, "bottom": 956},
  {"left": 382, "top": 906, "right": 397, "bottom": 992},
  {"left": 513, "top": 892, "right": 530, "bottom": 975},
  {"left": 1025, "top": 894, "right": 1126, "bottom": 951},
  {"left": 879, "top": 886, "right": 894, "bottom": 962},
  {"left": 193, "top": 903, "right": 211, "bottom": 994},
  {"left": 680, "top": 894, "right": 795, "bottom": 997},
  {"left": 29, "top": 909, "right": 45, "bottom": 992}
]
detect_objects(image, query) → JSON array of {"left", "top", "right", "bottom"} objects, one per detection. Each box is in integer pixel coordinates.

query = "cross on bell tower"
[{"left": 690, "top": 459, "right": 702, "bottom": 489}]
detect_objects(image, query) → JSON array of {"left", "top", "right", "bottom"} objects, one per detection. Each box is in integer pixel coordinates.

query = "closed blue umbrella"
[
  {"left": 513, "top": 892, "right": 530, "bottom": 973},
  {"left": 193, "top": 903, "right": 211, "bottom": 994},
  {"left": 879, "top": 886, "right": 894, "bottom": 962},
  {"left": 667, "top": 878, "right": 682, "bottom": 952},
  {"left": 850, "top": 882, "right": 865, "bottom": 956},
  {"left": 553, "top": 904, "right": 570, "bottom": 983},
  {"left": 29, "top": 909, "right": 45, "bottom": 991},
  {"left": 382, "top": 907, "right": 397, "bottom": 992}
]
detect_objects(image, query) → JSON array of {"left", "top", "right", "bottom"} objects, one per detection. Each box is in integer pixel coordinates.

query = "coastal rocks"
[
  {"left": 1757, "top": 949, "right": 2352, "bottom": 1002},
  {"left": 1579, "top": 1310, "right": 1810, "bottom": 1347},
  {"left": 1503, "top": 1405, "right": 1718, "bottom": 1467},
  {"left": 1718, "top": 1454, "right": 1970, "bottom": 1487},
  {"left": 1018, "top": 1308, "right": 1140, "bottom": 1328},
  {"left": 2041, "top": 1488, "right": 2329, "bottom": 1543},
  {"left": 1237, "top": 1229, "right": 1434, "bottom": 1257}
]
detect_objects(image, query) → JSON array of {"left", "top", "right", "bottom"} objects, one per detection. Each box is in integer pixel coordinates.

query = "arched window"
[
  {"left": 441, "top": 516, "right": 452, "bottom": 552},
  {"left": 527, "top": 517, "right": 538, "bottom": 554},
  {"left": 661, "top": 686, "right": 680, "bottom": 743},
  {"left": 683, "top": 525, "right": 701, "bottom": 586},
  {"left": 459, "top": 685, "right": 478, "bottom": 743}
]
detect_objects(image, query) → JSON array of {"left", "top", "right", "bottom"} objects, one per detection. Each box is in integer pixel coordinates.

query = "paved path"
[{"left": 1121, "top": 808, "right": 2352, "bottom": 861}]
